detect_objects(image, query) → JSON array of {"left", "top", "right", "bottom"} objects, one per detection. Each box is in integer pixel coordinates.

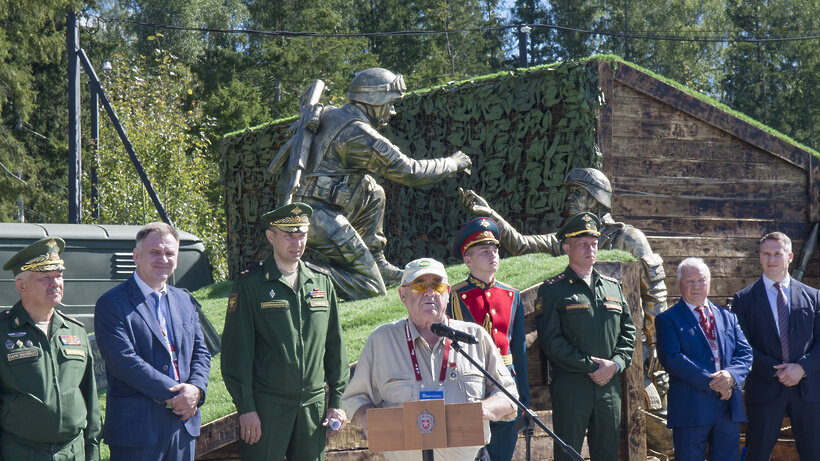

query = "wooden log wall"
[{"left": 597, "top": 61, "right": 820, "bottom": 305}]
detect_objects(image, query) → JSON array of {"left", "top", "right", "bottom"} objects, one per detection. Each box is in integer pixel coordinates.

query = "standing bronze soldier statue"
[
  {"left": 270, "top": 68, "right": 472, "bottom": 300},
  {"left": 460, "top": 168, "right": 669, "bottom": 403}
]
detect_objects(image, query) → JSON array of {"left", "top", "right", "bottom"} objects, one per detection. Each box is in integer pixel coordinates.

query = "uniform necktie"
[
  {"left": 775, "top": 282, "right": 790, "bottom": 362},
  {"left": 695, "top": 305, "right": 715, "bottom": 341}
]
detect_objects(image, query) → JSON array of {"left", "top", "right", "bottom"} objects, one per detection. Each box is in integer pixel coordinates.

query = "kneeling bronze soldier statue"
[{"left": 271, "top": 68, "right": 471, "bottom": 300}]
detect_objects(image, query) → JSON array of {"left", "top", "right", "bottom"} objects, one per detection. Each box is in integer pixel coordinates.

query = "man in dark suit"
[
  {"left": 733, "top": 232, "right": 820, "bottom": 460},
  {"left": 95, "top": 222, "right": 211, "bottom": 460},
  {"left": 656, "top": 257, "right": 752, "bottom": 461}
]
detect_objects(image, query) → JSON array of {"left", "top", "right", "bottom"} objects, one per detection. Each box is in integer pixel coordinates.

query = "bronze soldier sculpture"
[
  {"left": 460, "top": 168, "right": 669, "bottom": 400},
  {"left": 271, "top": 68, "right": 471, "bottom": 300}
]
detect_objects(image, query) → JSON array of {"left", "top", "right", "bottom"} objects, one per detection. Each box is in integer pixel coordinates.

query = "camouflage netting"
[{"left": 221, "top": 60, "right": 605, "bottom": 278}]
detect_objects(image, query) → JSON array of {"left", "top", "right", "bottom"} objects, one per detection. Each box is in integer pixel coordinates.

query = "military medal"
[
  {"left": 5, "top": 340, "right": 13, "bottom": 350},
  {"left": 7, "top": 332, "right": 25, "bottom": 337},
  {"left": 309, "top": 288, "right": 326, "bottom": 298},
  {"left": 59, "top": 335, "right": 81, "bottom": 346},
  {"left": 24, "top": 340, "right": 32, "bottom": 347}
]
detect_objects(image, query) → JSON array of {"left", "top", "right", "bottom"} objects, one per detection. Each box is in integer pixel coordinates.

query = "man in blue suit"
[
  {"left": 656, "top": 257, "right": 752, "bottom": 461},
  {"left": 95, "top": 222, "right": 211, "bottom": 460},
  {"left": 733, "top": 232, "right": 820, "bottom": 460}
]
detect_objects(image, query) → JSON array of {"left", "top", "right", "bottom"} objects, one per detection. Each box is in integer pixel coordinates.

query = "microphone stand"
[{"left": 450, "top": 339, "right": 584, "bottom": 461}]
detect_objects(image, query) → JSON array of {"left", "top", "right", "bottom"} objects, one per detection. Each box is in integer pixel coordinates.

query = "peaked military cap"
[
  {"left": 451, "top": 217, "right": 500, "bottom": 260},
  {"left": 3, "top": 237, "right": 66, "bottom": 276},
  {"left": 558, "top": 212, "right": 601, "bottom": 240},
  {"left": 263, "top": 202, "right": 313, "bottom": 233}
]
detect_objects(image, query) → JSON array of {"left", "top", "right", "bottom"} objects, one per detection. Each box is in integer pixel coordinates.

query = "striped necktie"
[{"left": 774, "top": 282, "right": 790, "bottom": 362}]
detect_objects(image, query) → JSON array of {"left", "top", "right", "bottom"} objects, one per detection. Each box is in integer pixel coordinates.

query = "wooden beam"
[
  {"left": 613, "top": 63, "right": 813, "bottom": 171},
  {"left": 596, "top": 60, "right": 615, "bottom": 180}
]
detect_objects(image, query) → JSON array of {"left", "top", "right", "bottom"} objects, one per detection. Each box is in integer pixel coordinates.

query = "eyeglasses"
[{"left": 403, "top": 281, "right": 449, "bottom": 294}]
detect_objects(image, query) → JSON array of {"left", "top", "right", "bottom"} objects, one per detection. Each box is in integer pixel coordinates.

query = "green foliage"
[
  {"left": 0, "top": 0, "right": 83, "bottom": 222},
  {"left": 83, "top": 38, "right": 228, "bottom": 279},
  {"left": 221, "top": 61, "right": 604, "bottom": 277},
  {"left": 723, "top": 0, "right": 820, "bottom": 151}
]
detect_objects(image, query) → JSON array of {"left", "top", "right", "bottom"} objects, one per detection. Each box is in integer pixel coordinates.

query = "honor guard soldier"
[
  {"left": 535, "top": 212, "right": 636, "bottom": 461},
  {"left": 221, "top": 202, "right": 349, "bottom": 461},
  {"left": 448, "top": 218, "right": 529, "bottom": 461},
  {"left": 0, "top": 238, "right": 101, "bottom": 460}
]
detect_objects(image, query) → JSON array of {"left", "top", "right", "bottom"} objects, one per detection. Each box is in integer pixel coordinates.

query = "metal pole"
[
  {"left": 517, "top": 25, "right": 528, "bottom": 68},
  {"left": 90, "top": 85, "right": 100, "bottom": 219},
  {"left": 67, "top": 12, "right": 82, "bottom": 223},
  {"left": 77, "top": 48, "right": 173, "bottom": 226}
]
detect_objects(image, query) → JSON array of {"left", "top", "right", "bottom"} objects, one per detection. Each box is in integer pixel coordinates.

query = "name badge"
[{"left": 419, "top": 386, "right": 444, "bottom": 400}]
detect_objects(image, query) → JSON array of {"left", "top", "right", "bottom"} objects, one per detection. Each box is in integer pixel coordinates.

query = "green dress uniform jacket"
[
  {"left": 536, "top": 266, "right": 636, "bottom": 461},
  {"left": 221, "top": 256, "right": 348, "bottom": 460},
  {"left": 0, "top": 302, "right": 101, "bottom": 460}
]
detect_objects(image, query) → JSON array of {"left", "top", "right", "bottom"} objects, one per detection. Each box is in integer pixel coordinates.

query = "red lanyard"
[{"left": 405, "top": 320, "right": 451, "bottom": 382}]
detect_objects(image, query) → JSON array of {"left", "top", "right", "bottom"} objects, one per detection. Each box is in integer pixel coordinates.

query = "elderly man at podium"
[{"left": 343, "top": 258, "right": 518, "bottom": 461}]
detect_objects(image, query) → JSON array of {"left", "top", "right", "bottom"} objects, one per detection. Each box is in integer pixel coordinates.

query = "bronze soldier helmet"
[
  {"left": 564, "top": 168, "right": 612, "bottom": 210},
  {"left": 348, "top": 68, "right": 406, "bottom": 106}
]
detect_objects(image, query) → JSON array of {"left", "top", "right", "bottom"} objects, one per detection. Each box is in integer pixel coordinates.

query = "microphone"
[{"left": 431, "top": 322, "right": 478, "bottom": 344}]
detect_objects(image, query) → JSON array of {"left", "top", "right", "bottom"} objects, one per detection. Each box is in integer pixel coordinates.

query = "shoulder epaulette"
[
  {"left": 544, "top": 273, "right": 566, "bottom": 286},
  {"left": 55, "top": 309, "right": 86, "bottom": 328},
  {"left": 0, "top": 309, "right": 12, "bottom": 321},
  {"left": 600, "top": 274, "right": 621, "bottom": 284},
  {"left": 305, "top": 261, "right": 331, "bottom": 276},
  {"left": 451, "top": 280, "right": 468, "bottom": 291},
  {"left": 239, "top": 261, "right": 264, "bottom": 278}
]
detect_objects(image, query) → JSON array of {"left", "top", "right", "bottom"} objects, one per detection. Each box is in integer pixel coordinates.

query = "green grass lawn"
[{"left": 97, "top": 250, "right": 631, "bottom": 458}]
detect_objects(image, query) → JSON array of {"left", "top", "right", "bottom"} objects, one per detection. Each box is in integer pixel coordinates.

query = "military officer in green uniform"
[
  {"left": 535, "top": 213, "right": 636, "bottom": 461},
  {"left": 0, "top": 237, "right": 101, "bottom": 460},
  {"left": 221, "top": 202, "right": 349, "bottom": 461}
]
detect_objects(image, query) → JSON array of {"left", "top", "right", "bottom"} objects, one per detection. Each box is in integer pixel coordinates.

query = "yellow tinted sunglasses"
[{"left": 404, "top": 281, "right": 449, "bottom": 294}]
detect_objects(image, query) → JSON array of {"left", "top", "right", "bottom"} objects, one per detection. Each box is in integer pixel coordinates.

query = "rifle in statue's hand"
[{"left": 268, "top": 80, "right": 326, "bottom": 205}]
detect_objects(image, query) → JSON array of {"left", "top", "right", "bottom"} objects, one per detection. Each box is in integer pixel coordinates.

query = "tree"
[
  {"left": 0, "top": 0, "right": 85, "bottom": 222},
  {"left": 85, "top": 39, "right": 227, "bottom": 278},
  {"left": 723, "top": 0, "right": 819, "bottom": 149}
]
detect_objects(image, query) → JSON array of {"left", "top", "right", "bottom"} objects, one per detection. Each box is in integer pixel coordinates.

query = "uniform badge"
[
  {"left": 24, "top": 340, "right": 32, "bottom": 347},
  {"left": 16, "top": 340, "right": 23, "bottom": 348},
  {"left": 59, "top": 335, "right": 81, "bottom": 346},
  {"left": 7, "top": 332, "right": 25, "bottom": 337},
  {"left": 5, "top": 340, "right": 13, "bottom": 350},
  {"left": 571, "top": 294, "right": 578, "bottom": 301},
  {"left": 309, "top": 289, "right": 326, "bottom": 298},
  {"left": 417, "top": 410, "right": 435, "bottom": 434},
  {"left": 479, "top": 219, "right": 491, "bottom": 228},
  {"left": 269, "top": 289, "right": 276, "bottom": 299},
  {"left": 227, "top": 293, "right": 238, "bottom": 313}
]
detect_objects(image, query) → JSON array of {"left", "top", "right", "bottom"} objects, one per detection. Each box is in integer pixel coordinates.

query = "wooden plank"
[
  {"left": 367, "top": 407, "right": 407, "bottom": 452},
  {"left": 647, "top": 236, "right": 765, "bottom": 258},
  {"left": 195, "top": 413, "right": 239, "bottom": 456},
  {"left": 812, "top": 155, "right": 820, "bottom": 222},
  {"left": 611, "top": 156, "right": 807, "bottom": 183},
  {"left": 612, "top": 63, "right": 813, "bottom": 171},
  {"left": 616, "top": 197, "right": 805, "bottom": 222},
  {"left": 597, "top": 60, "right": 615, "bottom": 182},
  {"left": 620, "top": 217, "right": 811, "bottom": 238},
  {"left": 612, "top": 116, "right": 731, "bottom": 142},
  {"left": 445, "top": 402, "right": 486, "bottom": 447},
  {"left": 611, "top": 137, "right": 781, "bottom": 164},
  {"left": 614, "top": 178, "right": 807, "bottom": 203}
]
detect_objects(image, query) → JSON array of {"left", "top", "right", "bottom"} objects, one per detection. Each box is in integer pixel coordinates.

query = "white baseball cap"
[{"left": 401, "top": 258, "right": 448, "bottom": 285}]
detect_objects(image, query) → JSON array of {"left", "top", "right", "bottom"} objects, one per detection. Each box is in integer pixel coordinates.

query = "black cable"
[{"left": 82, "top": 13, "right": 820, "bottom": 44}]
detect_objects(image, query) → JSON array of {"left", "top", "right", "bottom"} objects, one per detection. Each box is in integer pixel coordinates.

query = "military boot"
[{"left": 374, "top": 253, "right": 403, "bottom": 286}]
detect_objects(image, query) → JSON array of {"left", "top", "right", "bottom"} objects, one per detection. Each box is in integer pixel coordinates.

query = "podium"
[{"left": 366, "top": 400, "right": 485, "bottom": 455}]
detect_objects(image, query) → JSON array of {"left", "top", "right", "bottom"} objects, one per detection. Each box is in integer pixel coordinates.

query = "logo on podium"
[{"left": 417, "top": 410, "right": 435, "bottom": 434}]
